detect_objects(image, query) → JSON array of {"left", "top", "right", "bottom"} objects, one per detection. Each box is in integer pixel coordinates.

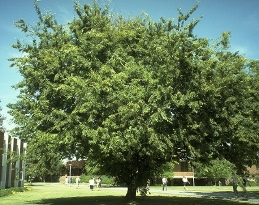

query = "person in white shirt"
[
  {"left": 162, "top": 177, "right": 168, "bottom": 191},
  {"left": 182, "top": 176, "right": 190, "bottom": 191},
  {"left": 75, "top": 176, "right": 80, "bottom": 189},
  {"left": 89, "top": 177, "right": 95, "bottom": 191},
  {"left": 96, "top": 177, "right": 101, "bottom": 190},
  {"left": 65, "top": 176, "right": 68, "bottom": 186}
]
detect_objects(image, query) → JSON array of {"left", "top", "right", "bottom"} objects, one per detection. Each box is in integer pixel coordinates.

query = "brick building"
[
  {"left": 247, "top": 165, "right": 259, "bottom": 176},
  {"left": 172, "top": 160, "right": 195, "bottom": 186}
]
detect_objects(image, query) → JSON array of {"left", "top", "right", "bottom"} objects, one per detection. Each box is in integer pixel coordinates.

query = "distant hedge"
[{"left": 79, "top": 175, "right": 115, "bottom": 186}]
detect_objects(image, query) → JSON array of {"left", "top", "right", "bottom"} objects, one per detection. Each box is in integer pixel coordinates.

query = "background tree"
[
  {"left": 0, "top": 101, "right": 5, "bottom": 132},
  {"left": 193, "top": 158, "right": 236, "bottom": 185},
  {"left": 8, "top": 1, "right": 259, "bottom": 198},
  {"left": 25, "top": 132, "right": 64, "bottom": 182},
  {"left": 161, "top": 162, "right": 176, "bottom": 179}
]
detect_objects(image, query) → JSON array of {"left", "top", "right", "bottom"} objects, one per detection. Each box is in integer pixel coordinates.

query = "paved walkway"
[
  {"left": 154, "top": 189, "right": 259, "bottom": 203},
  {"left": 105, "top": 187, "right": 259, "bottom": 203}
]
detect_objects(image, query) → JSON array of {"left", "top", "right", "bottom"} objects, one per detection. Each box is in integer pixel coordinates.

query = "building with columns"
[{"left": 0, "top": 131, "right": 27, "bottom": 189}]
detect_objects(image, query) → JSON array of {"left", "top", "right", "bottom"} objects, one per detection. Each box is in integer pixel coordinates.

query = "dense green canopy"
[
  {"left": 8, "top": 1, "right": 259, "bottom": 198},
  {"left": 193, "top": 158, "right": 236, "bottom": 185}
]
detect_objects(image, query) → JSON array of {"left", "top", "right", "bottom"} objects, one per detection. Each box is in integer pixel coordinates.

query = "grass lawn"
[{"left": 0, "top": 183, "right": 259, "bottom": 205}]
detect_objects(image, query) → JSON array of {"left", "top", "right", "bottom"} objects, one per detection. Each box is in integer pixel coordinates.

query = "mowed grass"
[{"left": 1, "top": 183, "right": 259, "bottom": 205}]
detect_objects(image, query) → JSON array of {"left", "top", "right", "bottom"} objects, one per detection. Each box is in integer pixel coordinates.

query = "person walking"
[
  {"left": 65, "top": 176, "right": 68, "bottom": 186},
  {"left": 99, "top": 177, "right": 102, "bottom": 187},
  {"left": 75, "top": 176, "right": 80, "bottom": 189},
  {"left": 70, "top": 177, "right": 73, "bottom": 186},
  {"left": 232, "top": 175, "right": 238, "bottom": 198},
  {"left": 242, "top": 174, "right": 251, "bottom": 188},
  {"left": 89, "top": 177, "right": 95, "bottom": 191},
  {"left": 96, "top": 177, "right": 101, "bottom": 190},
  {"left": 182, "top": 176, "right": 190, "bottom": 191},
  {"left": 241, "top": 173, "right": 251, "bottom": 198},
  {"left": 162, "top": 177, "right": 168, "bottom": 191},
  {"left": 147, "top": 179, "right": 151, "bottom": 194}
]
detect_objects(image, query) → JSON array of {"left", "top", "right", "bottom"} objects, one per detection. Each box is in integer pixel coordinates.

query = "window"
[{"left": 181, "top": 161, "right": 189, "bottom": 172}]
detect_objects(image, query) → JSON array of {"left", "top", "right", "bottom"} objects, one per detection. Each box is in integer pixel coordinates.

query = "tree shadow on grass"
[
  {"left": 26, "top": 184, "right": 46, "bottom": 187},
  {"left": 246, "top": 190, "right": 259, "bottom": 197},
  {"left": 25, "top": 195, "right": 247, "bottom": 205}
]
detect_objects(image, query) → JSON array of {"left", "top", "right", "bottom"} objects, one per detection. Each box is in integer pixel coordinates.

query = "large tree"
[{"left": 8, "top": 1, "right": 259, "bottom": 198}]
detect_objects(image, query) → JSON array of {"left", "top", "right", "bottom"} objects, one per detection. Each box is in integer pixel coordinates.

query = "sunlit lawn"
[{"left": 1, "top": 182, "right": 259, "bottom": 205}]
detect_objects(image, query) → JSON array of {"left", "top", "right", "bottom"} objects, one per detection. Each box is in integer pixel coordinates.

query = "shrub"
[
  {"left": 248, "top": 177, "right": 259, "bottom": 186},
  {"left": 0, "top": 187, "right": 29, "bottom": 197},
  {"left": 79, "top": 175, "right": 115, "bottom": 186}
]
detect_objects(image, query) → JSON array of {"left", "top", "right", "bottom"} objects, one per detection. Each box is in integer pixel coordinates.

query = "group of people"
[
  {"left": 136, "top": 176, "right": 189, "bottom": 195},
  {"left": 64, "top": 176, "right": 102, "bottom": 190},
  {"left": 64, "top": 175, "right": 192, "bottom": 192},
  {"left": 162, "top": 176, "right": 190, "bottom": 191},
  {"left": 65, "top": 176, "right": 81, "bottom": 188},
  {"left": 232, "top": 173, "right": 251, "bottom": 198},
  {"left": 89, "top": 177, "right": 102, "bottom": 191},
  {"left": 64, "top": 173, "right": 251, "bottom": 197}
]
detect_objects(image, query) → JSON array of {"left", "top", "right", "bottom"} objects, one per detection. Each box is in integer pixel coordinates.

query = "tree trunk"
[{"left": 126, "top": 186, "right": 137, "bottom": 199}]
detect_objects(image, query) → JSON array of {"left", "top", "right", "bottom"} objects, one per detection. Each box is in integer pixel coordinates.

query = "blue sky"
[{"left": 0, "top": 0, "right": 259, "bottom": 131}]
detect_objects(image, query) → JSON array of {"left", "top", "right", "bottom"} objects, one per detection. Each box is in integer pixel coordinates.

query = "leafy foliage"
[
  {"left": 7, "top": 1, "right": 259, "bottom": 198},
  {"left": 25, "top": 132, "right": 64, "bottom": 181},
  {"left": 0, "top": 100, "right": 5, "bottom": 132},
  {"left": 193, "top": 158, "right": 236, "bottom": 185},
  {"left": 80, "top": 175, "right": 115, "bottom": 185},
  {"left": 0, "top": 187, "right": 29, "bottom": 197},
  {"left": 161, "top": 162, "right": 176, "bottom": 179}
]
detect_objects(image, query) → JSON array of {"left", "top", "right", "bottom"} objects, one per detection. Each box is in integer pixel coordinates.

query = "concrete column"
[
  {"left": 7, "top": 137, "right": 14, "bottom": 188},
  {"left": 0, "top": 133, "right": 9, "bottom": 189},
  {"left": 6, "top": 134, "right": 12, "bottom": 188},
  {"left": 0, "top": 131, "right": 5, "bottom": 189},
  {"left": 10, "top": 138, "right": 17, "bottom": 187},
  {"left": 20, "top": 143, "right": 27, "bottom": 187},
  {"left": 14, "top": 138, "right": 21, "bottom": 188}
]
